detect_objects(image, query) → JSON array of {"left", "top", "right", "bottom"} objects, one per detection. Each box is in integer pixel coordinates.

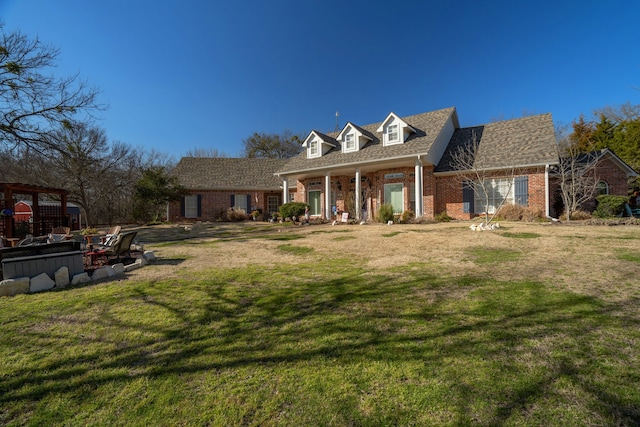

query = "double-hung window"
[
  {"left": 309, "top": 140, "right": 318, "bottom": 156},
  {"left": 471, "top": 177, "right": 528, "bottom": 214},
  {"left": 184, "top": 195, "right": 200, "bottom": 218},
  {"left": 387, "top": 124, "right": 399, "bottom": 143},
  {"left": 345, "top": 133, "right": 355, "bottom": 151}
]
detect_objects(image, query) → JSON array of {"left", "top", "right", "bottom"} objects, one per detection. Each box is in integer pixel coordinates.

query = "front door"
[
  {"left": 384, "top": 183, "right": 403, "bottom": 214},
  {"left": 308, "top": 190, "right": 322, "bottom": 215},
  {"left": 267, "top": 195, "right": 279, "bottom": 216}
]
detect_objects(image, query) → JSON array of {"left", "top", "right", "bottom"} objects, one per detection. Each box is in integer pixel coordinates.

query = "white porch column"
[
  {"left": 545, "top": 164, "right": 550, "bottom": 218},
  {"left": 282, "top": 178, "right": 289, "bottom": 204},
  {"left": 355, "top": 169, "right": 361, "bottom": 220},
  {"left": 324, "top": 172, "right": 331, "bottom": 220},
  {"left": 415, "top": 157, "right": 423, "bottom": 217}
]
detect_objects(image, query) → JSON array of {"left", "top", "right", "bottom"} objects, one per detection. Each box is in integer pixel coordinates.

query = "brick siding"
[{"left": 169, "top": 190, "right": 283, "bottom": 222}]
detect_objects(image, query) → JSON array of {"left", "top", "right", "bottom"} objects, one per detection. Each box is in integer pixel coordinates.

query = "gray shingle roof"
[
  {"left": 277, "top": 107, "right": 457, "bottom": 174},
  {"left": 434, "top": 113, "right": 558, "bottom": 173},
  {"left": 173, "top": 157, "right": 290, "bottom": 190}
]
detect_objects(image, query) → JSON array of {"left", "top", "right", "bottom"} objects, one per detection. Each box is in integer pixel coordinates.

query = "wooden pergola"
[{"left": 1, "top": 182, "right": 69, "bottom": 239}]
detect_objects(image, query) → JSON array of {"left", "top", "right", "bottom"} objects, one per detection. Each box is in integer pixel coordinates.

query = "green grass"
[
  {"left": 333, "top": 235, "right": 356, "bottom": 241},
  {"left": 2, "top": 230, "right": 640, "bottom": 425},
  {"left": 310, "top": 229, "right": 353, "bottom": 235},
  {"left": 467, "top": 246, "right": 523, "bottom": 263},
  {"left": 264, "top": 234, "right": 305, "bottom": 241},
  {"left": 381, "top": 231, "right": 401, "bottom": 237},
  {"left": 617, "top": 249, "right": 640, "bottom": 263},
  {"left": 277, "top": 244, "right": 314, "bottom": 255},
  {"left": 500, "top": 232, "right": 541, "bottom": 239}
]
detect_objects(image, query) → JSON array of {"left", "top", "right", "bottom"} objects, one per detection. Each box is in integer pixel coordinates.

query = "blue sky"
[{"left": 2, "top": 0, "right": 639, "bottom": 160}]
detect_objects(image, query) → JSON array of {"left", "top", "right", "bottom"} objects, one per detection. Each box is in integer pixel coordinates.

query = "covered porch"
[{"left": 279, "top": 155, "right": 434, "bottom": 221}]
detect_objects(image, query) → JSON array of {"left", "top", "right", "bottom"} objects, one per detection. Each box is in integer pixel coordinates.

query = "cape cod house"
[
  {"left": 276, "top": 107, "right": 561, "bottom": 220},
  {"left": 171, "top": 107, "right": 636, "bottom": 222}
]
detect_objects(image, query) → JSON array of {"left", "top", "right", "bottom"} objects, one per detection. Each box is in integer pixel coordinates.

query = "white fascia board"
[
  {"left": 433, "top": 161, "right": 560, "bottom": 177},
  {"left": 301, "top": 131, "right": 316, "bottom": 148},
  {"left": 424, "top": 114, "right": 456, "bottom": 166},
  {"left": 376, "top": 112, "right": 415, "bottom": 134},
  {"left": 336, "top": 124, "right": 352, "bottom": 141},
  {"left": 278, "top": 153, "right": 434, "bottom": 176}
]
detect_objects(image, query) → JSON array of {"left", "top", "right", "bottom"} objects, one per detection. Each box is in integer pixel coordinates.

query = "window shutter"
[
  {"left": 514, "top": 176, "right": 529, "bottom": 206},
  {"left": 246, "top": 195, "right": 252, "bottom": 212},
  {"left": 462, "top": 182, "right": 474, "bottom": 213},
  {"left": 197, "top": 195, "right": 202, "bottom": 217},
  {"left": 230, "top": 194, "right": 235, "bottom": 208},
  {"left": 181, "top": 197, "right": 185, "bottom": 217}
]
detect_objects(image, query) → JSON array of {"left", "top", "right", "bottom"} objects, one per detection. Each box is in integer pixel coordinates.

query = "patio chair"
[
  {"left": 101, "top": 231, "right": 138, "bottom": 263},
  {"left": 51, "top": 227, "right": 71, "bottom": 235},
  {"left": 101, "top": 225, "right": 121, "bottom": 246},
  {"left": 50, "top": 226, "right": 72, "bottom": 241}
]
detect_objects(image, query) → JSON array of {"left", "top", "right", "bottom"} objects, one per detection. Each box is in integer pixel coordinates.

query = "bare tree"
[
  {"left": 554, "top": 126, "right": 601, "bottom": 221},
  {"left": 43, "top": 122, "right": 137, "bottom": 226},
  {"left": 594, "top": 102, "right": 640, "bottom": 124},
  {"left": 449, "top": 130, "right": 517, "bottom": 225},
  {"left": 184, "top": 147, "right": 228, "bottom": 158},
  {"left": 243, "top": 130, "right": 304, "bottom": 158},
  {"left": 0, "top": 24, "right": 102, "bottom": 153}
]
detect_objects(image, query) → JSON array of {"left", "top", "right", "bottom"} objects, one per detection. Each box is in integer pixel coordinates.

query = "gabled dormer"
[
  {"left": 376, "top": 112, "right": 417, "bottom": 146},
  {"left": 301, "top": 130, "right": 336, "bottom": 159},
  {"left": 336, "top": 122, "right": 372, "bottom": 153}
]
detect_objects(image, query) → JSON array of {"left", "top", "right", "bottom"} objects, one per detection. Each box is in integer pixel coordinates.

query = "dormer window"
[
  {"left": 337, "top": 123, "right": 372, "bottom": 153},
  {"left": 377, "top": 112, "right": 417, "bottom": 146},
  {"left": 302, "top": 130, "right": 337, "bottom": 158},
  {"left": 345, "top": 133, "right": 355, "bottom": 150},
  {"left": 309, "top": 140, "right": 318, "bottom": 156},
  {"left": 387, "top": 124, "right": 399, "bottom": 143}
]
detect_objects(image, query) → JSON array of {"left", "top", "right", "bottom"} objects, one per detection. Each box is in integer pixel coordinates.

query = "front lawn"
[{"left": 1, "top": 222, "right": 639, "bottom": 426}]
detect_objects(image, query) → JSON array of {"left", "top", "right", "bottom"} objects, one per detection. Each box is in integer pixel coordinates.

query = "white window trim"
[
  {"left": 309, "top": 140, "right": 319, "bottom": 157},
  {"left": 344, "top": 133, "right": 356, "bottom": 151},
  {"left": 473, "top": 178, "right": 514, "bottom": 214},
  {"left": 387, "top": 124, "right": 399, "bottom": 144},
  {"left": 384, "top": 183, "right": 404, "bottom": 214},
  {"left": 308, "top": 190, "right": 322, "bottom": 215}
]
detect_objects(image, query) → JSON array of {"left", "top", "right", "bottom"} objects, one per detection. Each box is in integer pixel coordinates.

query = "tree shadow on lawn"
[{"left": 2, "top": 266, "right": 640, "bottom": 425}]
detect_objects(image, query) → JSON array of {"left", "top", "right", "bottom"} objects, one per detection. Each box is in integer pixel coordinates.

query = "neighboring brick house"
[
  {"left": 274, "top": 107, "right": 636, "bottom": 220},
  {"left": 548, "top": 149, "right": 638, "bottom": 216},
  {"left": 169, "top": 158, "right": 294, "bottom": 221}
]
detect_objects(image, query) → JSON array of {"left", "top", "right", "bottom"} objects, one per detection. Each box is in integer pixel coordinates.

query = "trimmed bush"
[
  {"left": 279, "top": 202, "right": 308, "bottom": 222},
  {"left": 497, "top": 205, "right": 545, "bottom": 222},
  {"left": 400, "top": 210, "right": 415, "bottom": 223},
  {"left": 496, "top": 204, "right": 526, "bottom": 221},
  {"left": 434, "top": 211, "right": 452, "bottom": 222},
  {"left": 593, "top": 195, "right": 628, "bottom": 218},
  {"left": 561, "top": 210, "right": 592, "bottom": 220},
  {"left": 377, "top": 204, "right": 395, "bottom": 223},
  {"left": 227, "top": 208, "right": 247, "bottom": 222}
]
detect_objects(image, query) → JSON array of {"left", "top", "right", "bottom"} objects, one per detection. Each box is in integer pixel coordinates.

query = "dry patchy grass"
[{"left": 127, "top": 220, "right": 640, "bottom": 305}]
